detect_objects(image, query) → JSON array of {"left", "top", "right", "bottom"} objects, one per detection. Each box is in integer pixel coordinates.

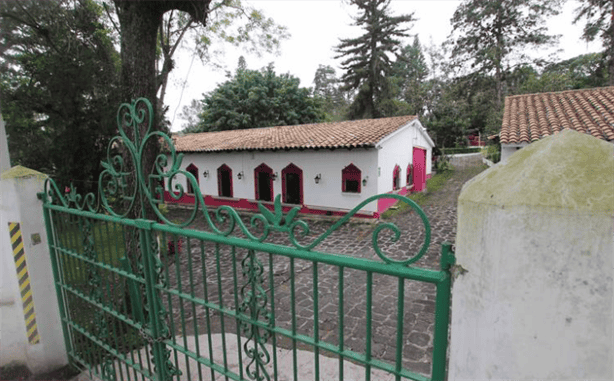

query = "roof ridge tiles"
[{"left": 501, "top": 86, "right": 614, "bottom": 144}]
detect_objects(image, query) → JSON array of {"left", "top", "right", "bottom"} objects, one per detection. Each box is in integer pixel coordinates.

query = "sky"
[{"left": 165, "top": 0, "right": 601, "bottom": 132}]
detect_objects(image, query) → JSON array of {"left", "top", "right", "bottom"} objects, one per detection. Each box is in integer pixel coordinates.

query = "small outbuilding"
[
  {"left": 499, "top": 86, "right": 614, "bottom": 162},
  {"left": 166, "top": 115, "right": 435, "bottom": 218}
]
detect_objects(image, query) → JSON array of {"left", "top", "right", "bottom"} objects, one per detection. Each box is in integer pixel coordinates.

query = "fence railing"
[{"left": 40, "top": 98, "right": 454, "bottom": 381}]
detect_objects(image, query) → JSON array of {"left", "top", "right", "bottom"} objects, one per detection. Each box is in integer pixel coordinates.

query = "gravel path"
[{"left": 159, "top": 163, "right": 486, "bottom": 378}]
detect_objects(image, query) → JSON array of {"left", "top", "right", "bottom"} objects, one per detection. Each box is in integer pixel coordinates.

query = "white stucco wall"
[
  {"left": 173, "top": 148, "right": 379, "bottom": 213},
  {"left": 450, "top": 130, "right": 614, "bottom": 379},
  {"left": 376, "top": 120, "right": 433, "bottom": 194},
  {"left": 0, "top": 168, "right": 68, "bottom": 373},
  {"left": 501, "top": 142, "right": 528, "bottom": 162}
]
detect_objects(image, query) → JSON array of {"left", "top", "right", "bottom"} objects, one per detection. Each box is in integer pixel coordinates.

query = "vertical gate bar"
[
  {"left": 365, "top": 271, "right": 373, "bottom": 381},
  {"left": 120, "top": 223, "right": 138, "bottom": 381},
  {"left": 338, "top": 267, "right": 344, "bottom": 380},
  {"left": 137, "top": 221, "right": 170, "bottom": 381},
  {"left": 230, "top": 246, "right": 244, "bottom": 380},
  {"left": 163, "top": 233, "right": 179, "bottom": 381},
  {"left": 198, "top": 240, "right": 215, "bottom": 381},
  {"left": 186, "top": 236, "right": 204, "bottom": 381},
  {"left": 249, "top": 250, "right": 260, "bottom": 381},
  {"left": 431, "top": 243, "right": 454, "bottom": 381},
  {"left": 290, "top": 257, "right": 298, "bottom": 381},
  {"left": 214, "top": 242, "right": 229, "bottom": 379},
  {"left": 268, "top": 253, "right": 279, "bottom": 381},
  {"left": 109, "top": 222, "right": 129, "bottom": 381},
  {"left": 395, "top": 277, "right": 405, "bottom": 381},
  {"left": 313, "top": 262, "right": 320, "bottom": 381},
  {"left": 173, "top": 234, "right": 192, "bottom": 381},
  {"left": 41, "top": 207, "right": 73, "bottom": 367}
]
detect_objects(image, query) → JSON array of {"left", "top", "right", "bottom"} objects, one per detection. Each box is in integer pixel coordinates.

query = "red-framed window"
[
  {"left": 342, "top": 163, "right": 361, "bottom": 193},
  {"left": 393, "top": 165, "right": 401, "bottom": 190},
  {"left": 186, "top": 163, "right": 199, "bottom": 194},
  {"left": 282, "top": 163, "right": 303, "bottom": 204},
  {"left": 217, "top": 164, "right": 233, "bottom": 198},
  {"left": 254, "top": 163, "right": 274, "bottom": 202},
  {"left": 407, "top": 164, "right": 413, "bottom": 186}
]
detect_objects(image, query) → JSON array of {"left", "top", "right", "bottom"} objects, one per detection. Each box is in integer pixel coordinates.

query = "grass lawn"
[{"left": 380, "top": 169, "right": 456, "bottom": 219}]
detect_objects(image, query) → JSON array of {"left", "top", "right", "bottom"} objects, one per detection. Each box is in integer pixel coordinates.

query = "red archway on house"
[
  {"left": 406, "top": 164, "right": 413, "bottom": 187},
  {"left": 393, "top": 164, "right": 401, "bottom": 190},
  {"left": 254, "top": 163, "right": 274, "bottom": 202},
  {"left": 217, "top": 164, "right": 233, "bottom": 197},
  {"left": 342, "top": 163, "right": 361, "bottom": 193},
  {"left": 186, "top": 163, "right": 199, "bottom": 194},
  {"left": 282, "top": 163, "right": 303, "bottom": 204}
]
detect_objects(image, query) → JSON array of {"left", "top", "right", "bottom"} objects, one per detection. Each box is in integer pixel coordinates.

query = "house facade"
[
  {"left": 165, "top": 116, "right": 434, "bottom": 218},
  {"left": 500, "top": 86, "right": 614, "bottom": 162}
]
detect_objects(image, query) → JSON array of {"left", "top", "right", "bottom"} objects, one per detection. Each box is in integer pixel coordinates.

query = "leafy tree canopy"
[
  {"left": 335, "top": 0, "right": 414, "bottom": 119},
  {"left": 193, "top": 63, "right": 325, "bottom": 132},
  {"left": 573, "top": 0, "right": 613, "bottom": 85},
  {"left": 0, "top": 0, "right": 120, "bottom": 192},
  {"left": 312, "top": 64, "right": 350, "bottom": 121}
]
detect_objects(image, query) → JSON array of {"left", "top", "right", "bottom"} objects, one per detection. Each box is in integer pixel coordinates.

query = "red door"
[{"left": 412, "top": 147, "right": 426, "bottom": 192}]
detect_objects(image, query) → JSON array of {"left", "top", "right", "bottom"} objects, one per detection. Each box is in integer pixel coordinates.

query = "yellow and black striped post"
[{"left": 8, "top": 222, "right": 40, "bottom": 345}]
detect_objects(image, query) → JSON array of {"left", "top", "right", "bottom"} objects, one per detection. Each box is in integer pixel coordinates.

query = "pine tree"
[
  {"left": 335, "top": 0, "right": 414, "bottom": 119},
  {"left": 449, "top": 0, "right": 561, "bottom": 108},
  {"left": 393, "top": 36, "right": 429, "bottom": 115}
]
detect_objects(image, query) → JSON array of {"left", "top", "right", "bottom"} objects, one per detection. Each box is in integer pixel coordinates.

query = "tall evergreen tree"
[
  {"left": 393, "top": 36, "right": 429, "bottom": 115},
  {"left": 335, "top": 0, "right": 414, "bottom": 119},
  {"left": 448, "top": 0, "right": 561, "bottom": 108}
]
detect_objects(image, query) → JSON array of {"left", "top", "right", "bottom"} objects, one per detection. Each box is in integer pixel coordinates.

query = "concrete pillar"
[
  {"left": 1, "top": 166, "right": 68, "bottom": 374},
  {"left": 449, "top": 129, "right": 613, "bottom": 379}
]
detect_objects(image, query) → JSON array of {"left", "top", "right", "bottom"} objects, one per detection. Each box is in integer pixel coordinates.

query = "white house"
[
  {"left": 165, "top": 115, "right": 434, "bottom": 218},
  {"left": 499, "top": 86, "right": 614, "bottom": 162}
]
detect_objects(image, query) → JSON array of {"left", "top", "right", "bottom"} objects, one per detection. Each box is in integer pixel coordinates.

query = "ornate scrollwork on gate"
[{"left": 239, "top": 250, "right": 273, "bottom": 381}]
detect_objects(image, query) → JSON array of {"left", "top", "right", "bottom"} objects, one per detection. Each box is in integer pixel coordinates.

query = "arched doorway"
[
  {"left": 282, "top": 163, "right": 303, "bottom": 204},
  {"left": 186, "top": 163, "right": 199, "bottom": 194},
  {"left": 254, "top": 163, "right": 273, "bottom": 202},
  {"left": 217, "top": 164, "right": 233, "bottom": 197},
  {"left": 393, "top": 165, "right": 401, "bottom": 190}
]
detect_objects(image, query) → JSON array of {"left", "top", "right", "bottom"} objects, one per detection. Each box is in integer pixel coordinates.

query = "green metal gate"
[{"left": 40, "top": 99, "right": 455, "bottom": 381}]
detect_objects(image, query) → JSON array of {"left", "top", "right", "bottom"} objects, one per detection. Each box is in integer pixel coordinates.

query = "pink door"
[{"left": 412, "top": 147, "right": 426, "bottom": 192}]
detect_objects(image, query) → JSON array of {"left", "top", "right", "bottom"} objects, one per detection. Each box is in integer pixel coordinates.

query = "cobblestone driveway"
[{"left": 162, "top": 164, "right": 486, "bottom": 377}]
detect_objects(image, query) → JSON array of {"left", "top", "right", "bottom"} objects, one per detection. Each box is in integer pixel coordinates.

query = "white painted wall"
[
  {"left": 173, "top": 148, "right": 379, "bottom": 213},
  {"left": 0, "top": 169, "right": 68, "bottom": 373},
  {"left": 501, "top": 142, "right": 528, "bottom": 162},
  {"left": 376, "top": 120, "right": 433, "bottom": 194},
  {"left": 450, "top": 130, "right": 614, "bottom": 379}
]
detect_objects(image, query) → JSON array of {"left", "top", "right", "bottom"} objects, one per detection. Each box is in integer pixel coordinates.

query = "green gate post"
[
  {"left": 39, "top": 197, "right": 73, "bottom": 366},
  {"left": 136, "top": 219, "right": 171, "bottom": 381},
  {"left": 431, "top": 242, "right": 455, "bottom": 381}
]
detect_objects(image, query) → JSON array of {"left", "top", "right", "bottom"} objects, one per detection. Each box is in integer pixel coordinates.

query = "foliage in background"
[
  {"left": 335, "top": 0, "right": 415, "bottom": 119},
  {"left": 448, "top": 0, "right": 562, "bottom": 108},
  {"left": 191, "top": 63, "right": 325, "bottom": 132},
  {"left": 573, "top": 0, "right": 614, "bottom": 85},
  {"left": 0, "top": 0, "right": 120, "bottom": 192},
  {"left": 312, "top": 64, "right": 351, "bottom": 121}
]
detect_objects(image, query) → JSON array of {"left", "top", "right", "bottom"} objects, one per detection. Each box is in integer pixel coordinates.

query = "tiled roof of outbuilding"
[
  {"left": 173, "top": 115, "right": 418, "bottom": 152},
  {"left": 500, "top": 86, "right": 614, "bottom": 144}
]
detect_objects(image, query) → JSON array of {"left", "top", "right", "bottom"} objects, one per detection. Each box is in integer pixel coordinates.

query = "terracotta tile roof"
[
  {"left": 500, "top": 86, "right": 614, "bottom": 144},
  {"left": 173, "top": 115, "right": 418, "bottom": 152}
]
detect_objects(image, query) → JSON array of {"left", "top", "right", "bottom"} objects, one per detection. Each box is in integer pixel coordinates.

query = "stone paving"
[{"left": 161, "top": 164, "right": 486, "bottom": 378}]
